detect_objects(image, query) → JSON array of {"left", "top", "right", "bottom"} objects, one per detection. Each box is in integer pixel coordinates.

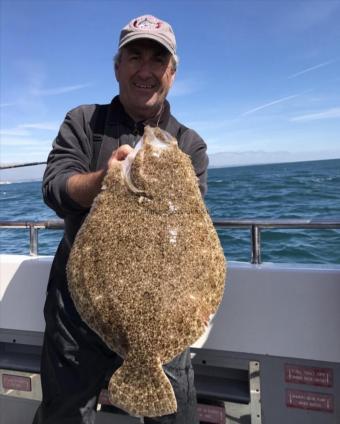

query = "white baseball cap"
[{"left": 119, "top": 15, "right": 177, "bottom": 56}]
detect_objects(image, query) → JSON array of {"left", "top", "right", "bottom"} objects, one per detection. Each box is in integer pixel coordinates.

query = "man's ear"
[
  {"left": 114, "top": 62, "right": 120, "bottom": 82},
  {"left": 169, "top": 70, "right": 176, "bottom": 87}
]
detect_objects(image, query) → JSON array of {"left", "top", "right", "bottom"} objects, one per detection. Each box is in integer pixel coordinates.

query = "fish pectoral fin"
[{"left": 108, "top": 353, "right": 177, "bottom": 418}]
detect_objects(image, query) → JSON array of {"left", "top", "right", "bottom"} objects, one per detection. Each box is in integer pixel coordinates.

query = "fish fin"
[{"left": 108, "top": 354, "right": 177, "bottom": 418}]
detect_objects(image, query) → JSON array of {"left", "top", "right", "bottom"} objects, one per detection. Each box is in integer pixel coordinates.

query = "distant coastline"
[
  {"left": 208, "top": 150, "right": 340, "bottom": 169},
  {"left": 208, "top": 156, "right": 340, "bottom": 170}
]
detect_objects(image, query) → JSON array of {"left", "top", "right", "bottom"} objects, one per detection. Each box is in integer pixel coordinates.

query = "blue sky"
[{"left": 1, "top": 0, "right": 340, "bottom": 173}]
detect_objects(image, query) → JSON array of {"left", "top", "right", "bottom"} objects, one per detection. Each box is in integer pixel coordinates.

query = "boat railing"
[{"left": 1, "top": 219, "right": 339, "bottom": 264}]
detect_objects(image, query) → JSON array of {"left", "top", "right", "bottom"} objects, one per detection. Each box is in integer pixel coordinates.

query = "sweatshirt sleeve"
[
  {"left": 178, "top": 129, "right": 209, "bottom": 197},
  {"left": 42, "top": 106, "right": 94, "bottom": 218}
]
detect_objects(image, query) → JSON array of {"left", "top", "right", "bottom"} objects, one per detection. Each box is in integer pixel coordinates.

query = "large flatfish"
[{"left": 67, "top": 126, "right": 226, "bottom": 417}]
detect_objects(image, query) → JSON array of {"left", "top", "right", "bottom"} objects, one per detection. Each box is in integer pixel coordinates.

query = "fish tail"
[{"left": 108, "top": 354, "right": 177, "bottom": 418}]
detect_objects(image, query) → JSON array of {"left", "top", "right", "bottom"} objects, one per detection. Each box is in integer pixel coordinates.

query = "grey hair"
[{"left": 113, "top": 49, "right": 179, "bottom": 71}]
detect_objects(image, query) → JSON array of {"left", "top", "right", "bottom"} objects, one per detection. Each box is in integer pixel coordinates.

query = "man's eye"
[{"left": 155, "top": 56, "right": 166, "bottom": 64}]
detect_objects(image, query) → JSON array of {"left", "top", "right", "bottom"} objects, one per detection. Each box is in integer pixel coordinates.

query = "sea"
[{"left": 1, "top": 158, "right": 339, "bottom": 264}]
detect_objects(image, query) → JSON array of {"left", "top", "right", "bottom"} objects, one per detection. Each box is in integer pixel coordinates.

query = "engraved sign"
[
  {"left": 2, "top": 374, "right": 32, "bottom": 392},
  {"left": 286, "top": 389, "right": 334, "bottom": 413},
  {"left": 197, "top": 404, "right": 225, "bottom": 424},
  {"left": 285, "top": 364, "right": 333, "bottom": 387}
]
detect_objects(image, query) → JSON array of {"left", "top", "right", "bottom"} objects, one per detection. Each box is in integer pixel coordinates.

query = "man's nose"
[{"left": 137, "top": 60, "right": 154, "bottom": 77}]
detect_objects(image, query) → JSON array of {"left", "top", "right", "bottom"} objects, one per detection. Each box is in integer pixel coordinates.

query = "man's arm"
[
  {"left": 66, "top": 170, "right": 106, "bottom": 208},
  {"left": 66, "top": 145, "right": 133, "bottom": 208},
  {"left": 42, "top": 107, "right": 94, "bottom": 217},
  {"left": 43, "top": 106, "right": 134, "bottom": 217},
  {"left": 178, "top": 129, "right": 209, "bottom": 196}
]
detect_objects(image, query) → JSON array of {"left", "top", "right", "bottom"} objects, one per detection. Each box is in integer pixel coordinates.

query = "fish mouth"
[
  {"left": 121, "top": 126, "right": 176, "bottom": 194},
  {"left": 121, "top": 146, "right": 144, "bottom": 194},
  {"left": 144, "top": 126, "right": 175, "bottom": 148}
]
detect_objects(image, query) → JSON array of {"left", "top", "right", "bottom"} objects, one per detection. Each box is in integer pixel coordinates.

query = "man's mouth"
[{"left": 133, "top": 82, "right": 156, "bottom": 89}]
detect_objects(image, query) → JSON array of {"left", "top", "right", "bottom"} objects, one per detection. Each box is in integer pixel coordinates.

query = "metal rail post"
[
  {"left": 1, "top": 219, "right": 340, "bottom": 261},
  {"left": 29, "top": 225, "right": 38, "bottom": 256},
  {"left": 251, "top": 225, "right": 261, "bottom": 264}
]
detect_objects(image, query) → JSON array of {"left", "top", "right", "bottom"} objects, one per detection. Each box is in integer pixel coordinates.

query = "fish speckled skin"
[{"left": 67, "top": 126, "right": 226, "bottom": 417}]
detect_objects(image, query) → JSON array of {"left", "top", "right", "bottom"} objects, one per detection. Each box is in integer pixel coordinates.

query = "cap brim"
[{"left": 119, "top": 33, "right": 175, "bottom": 56}]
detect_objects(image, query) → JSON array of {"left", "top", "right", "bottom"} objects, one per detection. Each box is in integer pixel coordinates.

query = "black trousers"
[{"left": 32, "top": 286, "right": 199, "bottom": 424}]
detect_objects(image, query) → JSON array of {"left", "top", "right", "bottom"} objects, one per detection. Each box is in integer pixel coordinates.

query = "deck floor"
[
  {"left": 225, "top": 401, "right": 251, "bottom": 423},
  {"left": 97, "top": 402, "right": 251, "bottom": 423}
]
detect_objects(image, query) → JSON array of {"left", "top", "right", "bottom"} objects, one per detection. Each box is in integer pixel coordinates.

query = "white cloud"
[
  {"left": 286, "top": 2, "right": 340, "bottom": 32},
  {"left": 31, "top": 83, "right": 92, "bottom": 96},
  {"left": 288, "top": 59, "right": 338, "bottom": 79},
  {"left": 0, "top": 102, "right": 18, "bottom": 108},
  {"left": 0, "top": 122, "right": 59, "bottom": 137},
  {"left": 185, "top": 119, "right": 238, "bottom": 132},
  {"left": 0, "top": 137, "right": 49, "bottom": 147},
  {"left": 20, "top": 122, "right": 59, "bottom": 131},
  {"left": 0, "top": 128, "right": 31, "bottom": 137},
  {"left": 241, "top": 94, "right": 301, "bottom": 116},
  {"left": 291, "top": 107, "right": 340, "bottom": 122},
  {"left": 169, "top": 78, "right": 202, "bottom": 97}
]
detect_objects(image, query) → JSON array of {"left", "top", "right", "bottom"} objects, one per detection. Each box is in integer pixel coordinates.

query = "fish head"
[
  {"left": 122, "top": 126, "right": 177, "bottom": 194},
  {"left": 121, "top": 126, "right": 199, "bottom": 211},
  {"left": 142, "top": 125, "right": 177, "bottom": 151}
]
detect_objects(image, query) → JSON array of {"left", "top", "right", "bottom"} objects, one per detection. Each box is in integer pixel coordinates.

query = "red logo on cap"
[{"left": 133, "top": 16, "right": 162, "bottom": 30}]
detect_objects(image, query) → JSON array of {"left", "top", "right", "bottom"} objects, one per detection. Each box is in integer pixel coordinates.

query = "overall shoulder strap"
[{"left": 90, "top": 104, "right": 110, "bottom": 171}]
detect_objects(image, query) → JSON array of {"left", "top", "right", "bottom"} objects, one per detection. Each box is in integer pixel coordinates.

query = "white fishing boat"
[{"left": 1, "top": 218, "right": 339, "bottom": 423}]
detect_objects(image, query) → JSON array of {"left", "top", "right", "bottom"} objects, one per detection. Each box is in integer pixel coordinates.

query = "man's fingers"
[
  {"left": 115, "top": 145, "right": 134, "bottom": 161},
  {"left": 108, "top": 144, "right": 134, "bottom": 169}
]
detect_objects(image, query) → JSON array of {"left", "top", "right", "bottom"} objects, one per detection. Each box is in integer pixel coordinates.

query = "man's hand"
[
  {"left": 67, "top": 144, "right": 135, "bottom": 208},
  {"left": 108, "top": 144, "right": 134, "bottom": 169}
]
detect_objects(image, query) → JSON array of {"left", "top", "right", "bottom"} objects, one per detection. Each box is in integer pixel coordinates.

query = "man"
[{"left": 33, "top": 15, "right": 208, "bottom": 424}]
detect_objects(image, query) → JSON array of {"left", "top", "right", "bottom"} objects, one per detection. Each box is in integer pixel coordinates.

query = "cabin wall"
[{"left": 203, "top": 262, "right": 340, "bottom": 363}]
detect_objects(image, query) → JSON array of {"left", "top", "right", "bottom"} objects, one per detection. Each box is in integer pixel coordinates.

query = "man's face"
[{"left": 115, "top": 39, "right": 176, "bottom": 121}]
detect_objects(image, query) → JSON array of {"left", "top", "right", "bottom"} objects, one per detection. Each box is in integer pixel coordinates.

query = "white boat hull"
[{"left": 1, "top": 255, "right": 339, "bottom": 423}]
